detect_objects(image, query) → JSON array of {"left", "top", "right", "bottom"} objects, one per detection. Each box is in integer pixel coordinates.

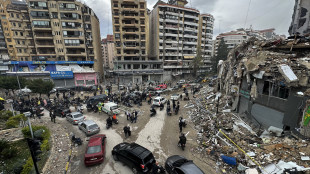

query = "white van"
[{"left": 102, "top": 102, "right": 120, "bottom": 115}]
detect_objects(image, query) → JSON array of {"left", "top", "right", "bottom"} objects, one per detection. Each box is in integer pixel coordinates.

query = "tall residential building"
[
  {"left": 0, "top": 0, "right": 103, "bottom": 77},
  {"left": 149, "top": 0, "right": 214, "bottom": 80},
  {"left": 111, "top": 0, "right": 163, "bottom": 84},
  {"left": 0, "top": 0, "right": 34, "bottom": 61},
  {"left": 101, "top": 35, "right": 115, "bottom": 70},
  {"left": 289, "top": 0, "right": 310, "bottom": 36},
  {"left": 0, "top": 8, "right": 8, "bottom": 60}
]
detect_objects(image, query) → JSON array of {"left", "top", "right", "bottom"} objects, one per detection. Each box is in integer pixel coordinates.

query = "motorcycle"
[
  {"left": 167, "top": 108, "right": 172, "bottom": 116},
  {"left": 178, "top": 143, "right": 186, "bottom": 151},
  {"left": 150, "top": 109, "right": 156, "bottom": 117},
  {"left": 71, "top": 134, "right": 82, "bottom": 146},
  {"left": 106, "top": 123, "right": 112, "bottom": 129},
  {"left": 77, "top": 105, "right": 84, "bottom": 114},
  {"left": 112, "top": 118, "right": 119, "bottom": 124},
  {"left": 160, "top": 104, "right": 164, "bottom": 111}
]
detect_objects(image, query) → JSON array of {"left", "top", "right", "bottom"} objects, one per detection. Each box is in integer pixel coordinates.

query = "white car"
[
  {"left": 177, "top": 79, "right": 186, "bottom": 85},
  {"left": 152, "top": 96, "right": 167, "bottom": 106},
  {"left": 17, "top": 87, "right": 32, "bottom": 93},
  {"left": 170, "top": 94, "right": 180, "bottom": 101}
]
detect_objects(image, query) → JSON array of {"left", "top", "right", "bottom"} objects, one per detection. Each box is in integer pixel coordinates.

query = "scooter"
[
  {"left": 167, "top": 109, "right": 172, "bottom": 116},
  {"left": 150, "top": 109, "right": 156, "bottom": 117}
]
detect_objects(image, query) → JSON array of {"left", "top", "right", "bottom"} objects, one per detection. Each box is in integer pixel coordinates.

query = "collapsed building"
[
  {"left": 185, "top": 37, "right": 310, "bottom": 173},
  {"left": 217, "top": 37, "right": 310, "bottom": 137}
]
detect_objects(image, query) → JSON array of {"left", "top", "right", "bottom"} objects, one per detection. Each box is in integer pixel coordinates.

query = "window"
[
  {"left": 76, "top": 80, "right": 84, "bottom": 85},
  {"left": 22, "top": 41, "right": 25, "bottom": 45},
  {"left": 18, "top": 23, "right": 21, "bottom": 27},
  {"left": 24, "top": 49, "right": 27, "bottom": 53},
  {"left": 32, "top": 21, "right": 50, "bottom": 27},
  {"left": 64, "top": 39, "right": 80, "bottom": 46},
  {"left": 17, "top": 40, "right": 20, "bottom": 44},
  {"left": 7, "top": 38, "right": 11, "bottom": 42},
  {"left": 20, "top": 32, "right": 23, "bottom": 36},
  {"left": 16, "top": 14, "right": 19, "bottom": 18},
  {"left": 10, "top": 13, "right": 14, "bottom": 18}
]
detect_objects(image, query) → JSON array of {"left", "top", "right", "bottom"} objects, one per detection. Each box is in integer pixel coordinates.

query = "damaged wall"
[{"left": 289, "top": 0, "right": 310, "bottom": 35}]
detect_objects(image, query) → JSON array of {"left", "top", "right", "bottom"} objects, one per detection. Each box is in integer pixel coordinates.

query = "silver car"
[
  {"left": 66, "top": 112, "right": 85, "bottom": 125},
  {"left": 78, "top": 120, "right": 100, "bottom": 136}
]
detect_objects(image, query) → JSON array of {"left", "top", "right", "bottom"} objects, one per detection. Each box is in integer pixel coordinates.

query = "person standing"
[
  {"left": 56, "top": 92, "right": 59, "bottom": 98},
  {"left": 179, "top": 118, "right": 183, "bottom": 132},
  {"left": 126, "top": 110, "right": 130, "bottom": 120},
  {"left": 123, "top": 126, "right": 128, "bottom": 138},
  {"left": 52, "top": 111, "right": 56, "bottom": 123}
]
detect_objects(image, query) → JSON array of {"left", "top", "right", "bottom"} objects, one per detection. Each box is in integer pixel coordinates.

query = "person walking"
[
  {"left": 123, "top": 125, "right": 130, "bottom": 138},
  {"left": 130, "top": 112, "right": 135, "bottom": 123},
  {"left": 52, "top": 111, "right": 56, "bottom": 123},
  {"left": 134, "top": 110, "right": 138, "bottom": 123},
  {"left": 56, "top": 92, "right": 59, "bottom": 98}
]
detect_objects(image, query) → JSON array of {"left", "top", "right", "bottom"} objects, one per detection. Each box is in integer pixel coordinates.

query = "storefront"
[{"left": 74, "top": 73, "right": 98, "bottom": 86}]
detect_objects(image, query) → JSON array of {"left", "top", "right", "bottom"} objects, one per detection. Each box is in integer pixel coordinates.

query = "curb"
[{"left": 64, "top": 133, "right": 73, "bottom": 174}]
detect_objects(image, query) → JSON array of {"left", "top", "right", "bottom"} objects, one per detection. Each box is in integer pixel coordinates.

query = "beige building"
[
  {"left": 111, "top": 0, "right": 163, "bottom": 84},
  {"left": 149, "top": 0, "right": 214, "bottom": 81},
  {"left": 0, "top": 0, "right": 103, "bottom": 77},
  {"left": 101, "top": 35, "right": 115, "bottom": 70},
  {"left": 0, "top": 0, "right": 34, "bottom": 61}
]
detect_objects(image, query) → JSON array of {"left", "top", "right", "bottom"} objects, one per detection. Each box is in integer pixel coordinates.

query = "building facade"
[
  {"left": 101, "top": 35, "right": 115, "bottom": 70},
  {"left": 149, "top": 0, "right": 214, "bottom": 81},
  {"left": 0, "top": 0, "right": 103, "bottom": 78},
  {"left": 289, "top": 0, "right": 310, "bottom": 36},
  {"left": 111, "top": 0, "right": 163, "bottom": 84}
]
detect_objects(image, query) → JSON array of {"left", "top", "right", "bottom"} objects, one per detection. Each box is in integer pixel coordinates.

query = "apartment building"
[
  {"left": 149, "top": 0, "right": 214, "bottom": 81},
  {"left": 214, "top": 28, "right": 280, "bottom": 57},
  {"left": 198, "top": 13, "right": 214, "bottom": 73},
  {"left": 111, "top": 0, "right": 163, "bottom": 84},
  {"left": 101, "top": 35, "right": 115, "bottom": 70},
  {"left": 0, "top": 0, "right": 103, "bottom": 77},
  {"left": 0, "top": 13, "right": 8, "bottom": 60},
  {"left": 0, "top": 0, "right": 34, "bottom": 61}
]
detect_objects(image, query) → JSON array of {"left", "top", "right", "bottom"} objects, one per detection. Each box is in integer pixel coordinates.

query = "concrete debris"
[{"left": 185, "top": 85, "right": 310, "bottom": 173}]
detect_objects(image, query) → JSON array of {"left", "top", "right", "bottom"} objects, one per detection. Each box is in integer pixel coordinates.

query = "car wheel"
[
  {"left": 132, "top": 167, "right": 138, "bottom": 174},
  {"left": 113, "top": 154, "right": 118, "bottom": 161}
]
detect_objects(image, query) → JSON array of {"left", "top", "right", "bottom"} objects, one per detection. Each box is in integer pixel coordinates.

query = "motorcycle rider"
[
  {"left": 150, "top": 106, "right": 156, "bottom": 116},
  {"left": 106, "top": 116, "right": 113, "bottom": 128},
  {"left": 178, "top": 133, "right": 187, "bottom": 147},
  {"left": 166, "top": 105, "right": 171, "bottom": 115}
]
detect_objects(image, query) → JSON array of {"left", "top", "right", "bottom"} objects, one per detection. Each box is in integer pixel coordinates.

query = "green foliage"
[
  {"left": 21, "top": 126, "right": 51, "bottom": 174},
  {"left": 212, "top": 38, "right": 230, "bottom": 73},
  {"left": 26, "top": 79, "right": 54, "bottom": 95},
  {"left": 12, "top": 159, "right": 25, "bottom": 174},
  {"left": 0, "top": 110, "right": 14, "bottom": 121},
  {"left": 21, "top": 157, "right": 34, "bottom": 174},
  {"left": 5, "top": 114, "right": 26, "bottom": 129},
  {"left": 22, "top": 126, "right": 50, "bottom": 141},
  {"left": 190, "top": 47, "right": 204, "bottom": 77},
  {"left": 1, "top": 146, "right": 17, "bottom": 159},
  {"left": 0, "top": 139, "right": 9, "bottom": 153},
  {"left": 0, "top": 76, "right": 27, "bottom": 90}
]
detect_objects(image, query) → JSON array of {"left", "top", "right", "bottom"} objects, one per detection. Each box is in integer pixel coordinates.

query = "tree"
[
  {"left": 0, "top": 76, "right": 27, "bottom": 90},
  {"left": 190, "top": 47, "right": 204, "bottom": 78},
  {"left": 27, "top": 79, "right": 54, "bottom": 96},
  {"left": 212, "top": 38, "right": 229, "bottom": 73}
]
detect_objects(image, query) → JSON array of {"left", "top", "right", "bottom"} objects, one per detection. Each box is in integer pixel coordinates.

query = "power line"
[{"left": 244, "top": 0, "right": 252, "bottom": 28}]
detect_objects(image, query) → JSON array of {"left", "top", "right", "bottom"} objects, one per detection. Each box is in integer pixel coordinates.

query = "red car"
[
  {"left": 84, "top": 134, "right": 107, "bottom": 166},
  {"left": 155, "top": 84, "right": 167, "bottom": 90}
]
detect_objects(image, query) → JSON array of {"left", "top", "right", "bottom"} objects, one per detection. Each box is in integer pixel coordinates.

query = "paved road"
[{"left": 57, "top": 92, "right": 217, "bottom": 174}]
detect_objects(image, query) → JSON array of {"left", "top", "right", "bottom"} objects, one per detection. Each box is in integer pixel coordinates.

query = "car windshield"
[
  {"left": 73, "top": 114, "right": 83, "bottom": 118},
  {"left": 143, "top": 153, "right": 154, "bottom": 163},
  {"left": 154, "top": 99, "right": 159, "bottom": 102},
  {"left": 89, "top": 124, "right": 98, "bottom": 130},
  {"left": 87, "top": 145, "right": 101, "bottom": 154},
  {"left": 111, "top": 106, "right": 118, "bottom": 110}
]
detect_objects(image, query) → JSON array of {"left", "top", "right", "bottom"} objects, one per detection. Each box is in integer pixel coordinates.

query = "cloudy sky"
[{"left": 81, "top": 0, "right": 295, "bottom": 39}]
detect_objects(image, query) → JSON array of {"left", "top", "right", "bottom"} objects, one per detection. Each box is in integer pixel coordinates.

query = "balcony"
[
  {"left": 183, "top": 21, "right": 198, "bottom": 26},
  {"left": 124, "top": 46, "right": 138, "bottom": 50},
  {"left": 65, "top": 43, "right": 85, "bottom": 48},
  {"left": 166, "top": 11, "right": 179, "bottom": 17},
  {"left": 35, "top": 34, "right": 53, "bottom": 39},
  {"left": 184, "top": 35, "right": 198, "bottom": 39},
  {"left": 123, "top": 23, "right": 136, "bottom": 27},
  {"left": 31, "top": 16, "right": 49, "bottom": 19},
  {"left": 59, "top": 7, "right": 78, "bottom": 11},
  {"left": 165, "top": 33, "right": 178, "bottom": 37},
  {"left": 123, "top": 15, "right": 139, "bottom": 19},
  {"left": 163, "top": 65, "right": 183, "bottom": 69},
  {"left": 66, "top": 52, "right": 86, "bottom": 56},
  {"left": 11, "top": 27, "right": 23, "bottom": 31},
  {"left": 183, "top": 41, "right": 197, "bottom": 45},
  {"left": 33, "top": 25, "right": 52, "bottom": 30},
  {"left": 124, "top": 53, "right": 139, "bottom": 57},
  {"left": 165, "top": 19, "right": 178, "bottom": 24},
  {"left": 184, "top": 15, "right": 199, "bottom": 20}
]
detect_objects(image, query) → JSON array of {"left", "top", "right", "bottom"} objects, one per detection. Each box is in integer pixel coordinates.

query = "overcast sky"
[{"left": 81, "top": 0, "right": 295, "bottom": 39}]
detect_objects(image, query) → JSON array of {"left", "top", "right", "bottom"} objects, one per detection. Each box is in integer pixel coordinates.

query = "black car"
[
  {"left": 112, "top": 142, "right": 156, "bottom": 174},
  {"left": 165, "top": 155, "right": 205, "bottom": 174},
  {"left": 54, "top": 107, "right": 71, "bottom": 117}
]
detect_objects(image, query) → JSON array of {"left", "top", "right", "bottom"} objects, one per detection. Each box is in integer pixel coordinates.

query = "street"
[{"left": 37, "top": 89, "right": 217, "bottom": 174}]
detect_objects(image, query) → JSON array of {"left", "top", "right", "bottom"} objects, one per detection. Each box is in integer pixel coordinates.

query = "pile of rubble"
[{"left": 187, "top": 87, "right": 310, "bottom": 173}]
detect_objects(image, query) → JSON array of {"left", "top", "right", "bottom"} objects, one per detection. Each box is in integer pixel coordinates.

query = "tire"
[
  {"left": 132, "top": 167, "right": 138, "bottom": 174},
  {"left": 113, "top": 154, "right": 118, "bottom": 161}
]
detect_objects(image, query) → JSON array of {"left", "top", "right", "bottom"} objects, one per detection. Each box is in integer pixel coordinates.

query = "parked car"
[
  {"left": 170, "top": 94, "right": 180, "bottom": 101},
  {"left": 86, "top": 95, "right": 108, "bottom": 106},
  {"left": 152, "top": 96, "right": 167, "bottom": 106},
  {"left": 78, "top": 120, "right": 100, "bottom": 136},
  {"left": 54, "top": 107, "right": 71, "bottom": 118},
  {"left": 66, "top": 112, "right": 85, "bottom": 125},
  {"left": 119, "top": 85, "right": 125, "bottom": 90},
  {"left": 84, "top": 134, "right": 107, "bottom": 166},
  {"left": 112, "top": 142, "right": 156, "bottom": 174},
  {"left": 102, "top": 102, "right": 120, "bottom": 115},
  {"left": 177, "top": 80, "right": 186, "bottom": 85},
  {"left": 165, "top": 155, "right": 205, "bottom": 174},
  {"left": 17, "top": 87, "right": 32, "bottom": 94},
  {"left": 155, "top": 84, "right": 167, "bottom": 90}
]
